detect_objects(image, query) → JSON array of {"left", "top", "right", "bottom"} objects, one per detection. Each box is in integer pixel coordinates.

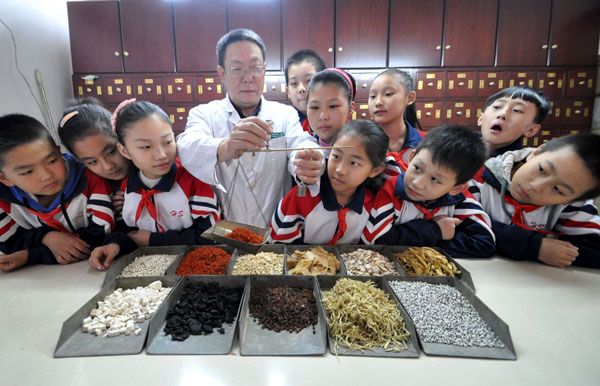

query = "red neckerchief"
[
  {"left": 301, "top": 118, "right": 312, "bottom": 134},
  {"left": 503, "top": 194, "right": 558, "bottom": 235},
  {"left": 414, "top": 204, "right": 442, "bottom": 220},
  {"left": 134, "top": 189, "right": 165, "bottom": 233},
  {"left": 327, "top": 207, "right": 351, "bottom": 245},
  {"left": 29, "top": 205, "right": 69, "bottom": 233}
]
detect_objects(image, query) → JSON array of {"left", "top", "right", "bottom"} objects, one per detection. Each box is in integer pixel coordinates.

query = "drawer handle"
[
  {"left": 362, "top": 83, "right": 367, "bottom": 89},
  {"left": 116, "top": 87, "right": 122, "bottom": 92},
  {"left": 574, "top": 109, "right": 582, "bottom": 115},
  {"left": 518, "top": 81, "right": 525, "bottom": 86},
  {"left": 361, "top": 113, "right": 367, "bottom": 118},
  {"left": 435, "top": 45, "right": 441, "bottom": 51},
  {"left": 427, "top": 82, "right": 434, "bottom": 87},
  {"left": 123, "top": 51, "right": 130, "bottom": 57},
  {"left": 86, "top": 88, "right": 92, "bottom": 93},
  {"left": 551, "top": 44, "right": 558, "bottom": 50},
  {"left": 328, "top": 47, "right": 333, "bottom": 53},
  {"left": 114, "top": 51, "right": 120, "bottom": 57},
  {"left": 426, "top": 112, "right": 432, "bottom": 117},
  {"left": 456, "top": 111, "right": 463, "bottom": 116},
  {"left": 541, "top": 44, "right": 548, "bottom": 50},
  {"left": 146, "top": 87, "right": 152, "bottom": 92},
  {"left": 548, "top": 81, "right": 555, "bottom": 86},
  {"left": 458, "top": 81, "right": 465, "bottom": 87},
  {"left": 338, "top": 47, "right": 343, "bottom": 52},
  {"left": 488, "top": 81, "right": 496, "bottom": 87},
  {"left": 176, "top": 86, "right": 182, "bottom": 92},
  {"left": 207, "top": 86, "right": 212, "bottom": 91},
  {"left": 444, "top": 45, "right": 451, "bottom": 50},
  {"left": 578, "top": 81, "right": 585, "bottom": 86},
  {"left": 178, "top": 116, "right": 184, "bottom": 121}
]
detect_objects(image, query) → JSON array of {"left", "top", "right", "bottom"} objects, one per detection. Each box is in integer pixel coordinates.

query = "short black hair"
[
  {"left": 537, "top": 133, "right": 600, "bottom": 201},
  {"left": 115, "top": 101, "right": 171, "bottom": 143},
  {"left": 284, "top": 49, "right": 326, "bottom": 85},
  {"left": 0, "top": 114, "right": 56, "bottom": 169},
  {"left": 484, "top": 86, "right": 551, "bottom": 124},
  {"left": 216, "top": 28, "right": 266, "bottom": 68},
  {"left": 58, "top": 97, "right": 114, "bottom": 156},
  {"left": 414, "top": 125, "right": 487, "bottom": 185},
  {"left": 308, "top": 69, "right": 357, "bottom": 104}
]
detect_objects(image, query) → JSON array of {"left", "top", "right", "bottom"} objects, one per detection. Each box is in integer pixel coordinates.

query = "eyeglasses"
[{"left": 226, "top": 65, "right": 266, "bottom": 78}]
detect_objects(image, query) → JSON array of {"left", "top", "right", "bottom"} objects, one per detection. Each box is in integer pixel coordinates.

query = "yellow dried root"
[
  {"left": 321, "top": 278, "right": 410, "bottom": 353},
  {"left": 394, "top": 247, "right": 461, "bottom": 277}
]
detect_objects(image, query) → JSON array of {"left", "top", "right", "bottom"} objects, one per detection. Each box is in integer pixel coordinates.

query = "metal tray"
[
  {"left": 226, "top": 244, "right": 286, "bottom": 275},
  {"left": 54, "top": 276, "right": 180, "bottom": 358},
  {"left": 385, "top": 275, "right": 516, "bottom": 360},
  {"left": 101, "top": 246, "right": 187, "bottom": 288},
  {"left": 175, "top": 245, "right": 235, "bottom": 276},
  {"left": 201, "top": 220, "right": 269, "bottom": 254},
  {"left": 146, "top": 275, "right": 247, "bottom": 355},
  {"left": 317, "top": 275, "right": 420, "bottom": 358},
  {"left": 284, "top": 245, "right": 346, "bottom": 276},
  {"left": 384, "top": 246, "right": 475, "bottom": 292},
  {"left": 337, "top": 245, "right": 405, "bottom": 276},
  {"left": 238, "top": 275, "right": 328, "bottom": 356}
]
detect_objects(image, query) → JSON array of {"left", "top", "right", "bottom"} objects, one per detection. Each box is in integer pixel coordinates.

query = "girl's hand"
[
  {"left": 42, "top": 231, "right": 91, "bottom": 264},
  {"left": 293, "top": 149, "right": 324, "bottom": 185},
  {"left": 433, "top": 215, "right": 461, "bottom": 240},
  {"left": 538, "top": 238, "right": 578, "bottom": 268},
  {"left": 128, "top": 230, "right": 151, "bottom": 247},
  {"left": 0, "top": 251, "right": 28, "bottom": 272},
  {"left": 89, "top": 244, "right": 120, "bottom": 270},
  {"left": 111, "top": 190, "right": 125, "bottom": 214}
]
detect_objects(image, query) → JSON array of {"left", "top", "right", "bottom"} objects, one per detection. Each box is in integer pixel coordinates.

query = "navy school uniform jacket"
[
  {"left": 0, "top": 154, "right": 114, "bottom": 265},
  {"left": 270, "top": 173, "right": 374, "bottom": 244},
  {"left": 106, "top": 160, "right": 220, "bottom": 254},
  {"left": 469, "top": 149, "right": 600, "bottom": 268},
  {"left": 363, "top": 173, "right": 496, "bottom": 259}
]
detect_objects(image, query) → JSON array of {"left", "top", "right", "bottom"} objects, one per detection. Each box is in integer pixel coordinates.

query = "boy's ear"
[
  {"left": 477, "top": 113, "right": 484, "bottom": 127},
  {"left": 217, "top": 65, "right": 225, "bottom": 81},
  {"left": 449, "top": 182, "right": 469, "bottom": 196},
  {"left": 0, "top": 173, "right": 16, "bottom": 187},
  {"left": 523, "top": 123, "right": 541, "bottom": 138},
  {"left": 526, "top": 144, "right": 545, "bottom": 161},
  {"left": 407, "top": 91, "right": 417, "bottom": 106},
  {"left": 408, "top": 149, "right": 416, "bottom": 162},
  {"left": 116, "top": 142, "right": 132, "bottom": 160}
]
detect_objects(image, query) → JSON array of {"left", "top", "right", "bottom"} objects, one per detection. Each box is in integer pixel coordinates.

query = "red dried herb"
[
  {"left": 176, "top": 247, "right": 231, "bottom": 276},
  {"left": 225, "top": 227, "right": 264, "bottom": 244}
]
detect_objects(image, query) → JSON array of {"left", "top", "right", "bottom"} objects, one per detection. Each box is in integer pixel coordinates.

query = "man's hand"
[
  {"left": 293, "top": 149, "right": 324, "bottom": 185},
  {"left": 42, "top": 231, "right": 91, "bottom": 264},
  {"left": 538, "top": 238, "right": 578, "bottom": 268},
  {"left": 217, "top": 117, "right": 272, "bottom": 162}
]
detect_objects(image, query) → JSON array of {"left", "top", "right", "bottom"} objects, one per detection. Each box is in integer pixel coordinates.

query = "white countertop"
[{"left": 1, "top": 256, "right": 598, "bottom": 386}]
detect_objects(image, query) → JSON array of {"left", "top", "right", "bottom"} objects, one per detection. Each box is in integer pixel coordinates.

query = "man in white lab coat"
[{"left": 177, "top": 29, "right": 323, "bottom": 227}]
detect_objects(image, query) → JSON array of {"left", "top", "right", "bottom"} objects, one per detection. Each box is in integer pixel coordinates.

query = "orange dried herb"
[{"left": 225, "top": 227, "right": 264, "bottom": 244}]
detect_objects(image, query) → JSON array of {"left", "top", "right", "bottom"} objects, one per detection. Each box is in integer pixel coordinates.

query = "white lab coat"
[{"left": 177, "top": 95, "right": 319, "bottom": 227}]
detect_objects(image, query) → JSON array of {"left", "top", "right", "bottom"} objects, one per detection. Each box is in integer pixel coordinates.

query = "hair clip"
[
  {"left": 110, "top": 98, "right": 136, "bottom": 132},
  {"left": 59, "top": 111, "right": 79, "bottom": 128}
]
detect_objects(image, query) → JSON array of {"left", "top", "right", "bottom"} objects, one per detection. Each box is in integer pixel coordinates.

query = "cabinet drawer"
[
  {"left": 444, "top": 101, "right": 476, "bottom": 127},
  {"left": 165, "top": 76, "right": 194, "bottom": 103},
  {"left": 167, "top": 105, "right": 192, "bottom": 135},
  {"left": 563, "top": 99, "right": 593, "bottom": 125},
  {"left": 415, "top": 101, "right": 443, "bottom": 128},
  {"left": 567, "top": 70, "right": 595, "bottom": 97},
  {"left": 73, "top": 77, "right": 104, "bottom": 100},
  {"left": 263, "top": 74, "right": 287, "bottom": 102},
  {"left": 477, "top": 71, "right": 507, "bottom": 97},
  {"left": 195, "top": 76, "right": 223, "bottom": 103},
  {"left": 416, "top": 71, "right": 444, "bottom": 98},
  {"left": 537, "top": 71, "right": 565, "bottom": 98},
  {"left": 351, "top": 71, "right": 381, "bottom": 100},
  {"left": 352, "top": 102, "right": 371, "bottom": 121},
  {"left": 134, "top": 77, "right": 165, "bottom": 103},
  {"left": 446, "top": 72, "right": 475, "bottom": 98},
  {"left": 103, "top": 77, "right": 134, "bottom": 104},
  {"left": 507, "top": 71, "right": 535, "bottom": 88}
]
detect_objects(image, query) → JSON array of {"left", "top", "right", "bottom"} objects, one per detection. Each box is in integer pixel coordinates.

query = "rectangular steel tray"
[
  {"left": 145, "top": 275, "right": 247, "bottom": 355},
  {"left": 54, "top": 276, "right": 180, "bottom": 358},
  {"left": 176, "top": 245, "right": 236, "bottom": 276},
  {"left": 284, "top": 245, "right": 346, "bottom": 276},
  {"left": 384, "top": 246, "right": 475, "bottom": 292},
  {"left": 337, "top": 245, "right": 405, "bottom": 276},
  {"left": 238, "top": 275, "right": 328, "bottom": 356},
  {"left": 317, "top": 275, "right": 420, "bottom": 358},
  {"left": 101, "top": 246, "right": 187, "bottom": 288},
  {"left": 226, "top": 244, "right": 286, "bottom": 275},
  {"left": 201, "top": 220, "right": 269, "bottom": 254},
  {"left": 385, "top": 275, "right": 516, "bottom": 360}
]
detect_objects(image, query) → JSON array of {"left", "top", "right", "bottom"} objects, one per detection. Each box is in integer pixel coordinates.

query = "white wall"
[{"left": 0, "top": 0, "right": 73, "bottom": 133}]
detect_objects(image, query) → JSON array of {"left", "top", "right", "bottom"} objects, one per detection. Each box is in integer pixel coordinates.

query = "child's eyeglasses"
[{"left": 227, "top": 65, "right": 266, "bottom": 78}]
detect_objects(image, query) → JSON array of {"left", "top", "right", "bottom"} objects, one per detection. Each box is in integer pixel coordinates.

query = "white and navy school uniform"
[
  {"left": 364, "top": 173, "right": 495, "bottom": 259},
  {"left": 270, "top": 173, "right": 374, "bottom": 245},
  {"left": 108, "top": 160, "right": 220, "bottom": 253},
  {"left": 469, "top": 149, "right": 600, "bottom": 268},
  {"left": 383, "top": 121, "right": 426, "bottom": 179},
  {"left": 0, "top": 154, "right": 114, "bottom": 265}
]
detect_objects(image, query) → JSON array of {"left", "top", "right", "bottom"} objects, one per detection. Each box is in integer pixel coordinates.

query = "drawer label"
[{"left": 144, "top": 78, "right": 154, "bottom": 84}]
